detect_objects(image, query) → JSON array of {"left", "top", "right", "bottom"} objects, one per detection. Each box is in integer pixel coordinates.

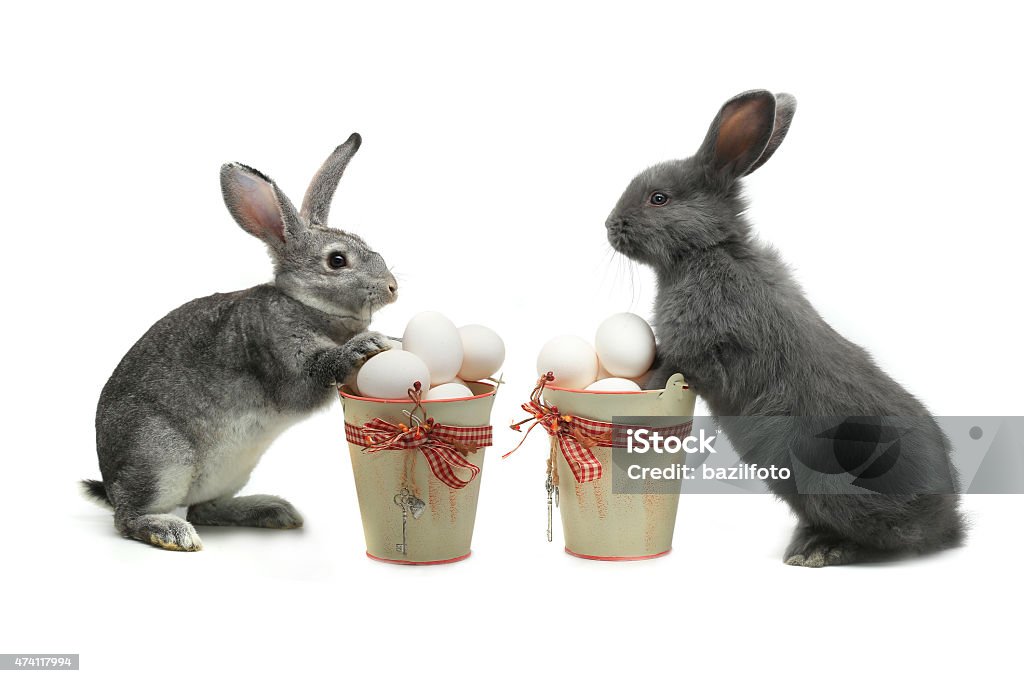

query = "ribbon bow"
[
  {"left": 344, "top": 383, "right": 492, "bottom": 490},
  {"left": 503, "top": 372, "right": 611, "bottom": 483}
]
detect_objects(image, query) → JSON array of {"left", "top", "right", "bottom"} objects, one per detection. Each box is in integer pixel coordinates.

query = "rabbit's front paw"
[{"left": 334, "top": 331, "right": 390, "bottom": 381}]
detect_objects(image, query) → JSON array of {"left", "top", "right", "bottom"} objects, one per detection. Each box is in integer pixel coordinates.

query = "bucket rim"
[
  {"left": 544, "top": 384, "right": 651, "bottom": 395},
  {"left": 544, "top": 381, "right": 691, "bottom": 395},
  {"left": 339, "top": 380, "right": 498, "bottom": 404}
]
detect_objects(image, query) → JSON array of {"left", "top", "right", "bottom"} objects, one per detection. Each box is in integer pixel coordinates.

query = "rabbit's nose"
[{"left": 387, "top": 275, "right": 398, "bottom": 299}]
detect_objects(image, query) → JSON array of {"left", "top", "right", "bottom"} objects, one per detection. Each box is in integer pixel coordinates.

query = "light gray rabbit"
[
  {"left": 606, "top": 91, "right": 964, "bottom": 566},
  {"left": 81, "top": 134, "right": 397, "bottom": 551}
]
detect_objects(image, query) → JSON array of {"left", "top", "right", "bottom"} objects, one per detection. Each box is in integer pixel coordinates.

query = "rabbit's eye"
[
  {"left": 649, "top": 192, "right": 669, "bottom": 206},
  {"left": 327, "top": 252, "right": 347, "bottom": 269}
]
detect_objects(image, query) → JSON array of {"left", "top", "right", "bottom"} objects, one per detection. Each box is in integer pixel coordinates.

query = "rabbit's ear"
[
  {"left": 220, "top": 163, "right": 303, "bottom": 244},
  {"left": 300, "top": 133, "right": 362, "bottom": 225},
  {"left": 696, "top": 90, "right": 778, "bottom": 181},
  {"left": 745, "top": 93, "right": 796, "bottom": 175}
]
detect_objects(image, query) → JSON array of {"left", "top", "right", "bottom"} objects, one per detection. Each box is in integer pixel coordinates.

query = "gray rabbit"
[
  {"left": 81, "top": 134, "right": 397, "bottom": 551},
  {"left": 606, "top": 90, "right": 964, "bottom": 566}
]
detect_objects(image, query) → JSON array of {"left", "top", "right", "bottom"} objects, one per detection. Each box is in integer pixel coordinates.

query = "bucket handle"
[{"left": 657, "top": 372, "right": 690, "bottom": 406}]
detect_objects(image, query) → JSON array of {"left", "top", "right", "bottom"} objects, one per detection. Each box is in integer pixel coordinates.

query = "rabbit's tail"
[{"left": 79, "top": 479, "right": 112, "bottom": 508}]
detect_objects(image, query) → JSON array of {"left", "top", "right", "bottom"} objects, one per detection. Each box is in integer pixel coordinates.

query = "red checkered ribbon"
[
  {"left": 345, "top": 419, "right": 492, "bottom": 489},
  {"left": 503, "top": 372, "right": 693, "bottom": 484},
  {"left": 343, "top": 383, "right": 492, "bottom": 490}
]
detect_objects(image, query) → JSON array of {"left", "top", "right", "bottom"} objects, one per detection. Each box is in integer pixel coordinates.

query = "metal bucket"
[
  {"left": 542, "top": 373, "right": 695, "bottom": 560},
  {"left": 339, "top": 382, "right": 497, "bottom": 565}
]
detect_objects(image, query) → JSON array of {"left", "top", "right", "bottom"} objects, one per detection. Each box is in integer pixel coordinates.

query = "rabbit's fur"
[
  {"left": 606, "top": 91, "right": 964, "bottom": 567},
  {"left": 83, "top": 134, "right": 397, "bottom": 551}
]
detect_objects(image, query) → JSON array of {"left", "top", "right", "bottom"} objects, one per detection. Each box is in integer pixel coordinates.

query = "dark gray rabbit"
[
  {"left": 82, "top": 134, "right": 397, "bottom": 551},
  {"left": 606, "top": 90, "right": 964, "bottom": 566}
]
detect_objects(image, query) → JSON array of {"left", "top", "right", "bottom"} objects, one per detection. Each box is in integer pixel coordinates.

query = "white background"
[{"left": 2, "top": 1, "right": 1022, "bottom": 681}]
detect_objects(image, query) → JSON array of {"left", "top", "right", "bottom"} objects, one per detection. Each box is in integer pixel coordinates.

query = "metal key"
[
  {"left": 394, "top": 488, "right": 425, "bottom": 555},
  {"left": 545, "top": 472, "right": 554, "bottom": 542}
]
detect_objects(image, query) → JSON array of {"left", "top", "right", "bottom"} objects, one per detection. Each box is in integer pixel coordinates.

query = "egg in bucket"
[
  {"left": 340, "top": 312, "right": 504, "bottom": 565},
  {"left": 506, "top": 314, "right": 696, "bottom": 560}
]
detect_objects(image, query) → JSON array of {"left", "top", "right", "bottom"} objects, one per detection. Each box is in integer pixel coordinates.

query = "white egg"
[
  {"left": 403, "top": 311, "right": 464, "bottom": 385},
  {"left": 425, "top": 382, "right": 475, "bottom": 400},
  {"left": 594, "top": 312, "right": 656, "bottom": 378},
  {"left": 457, "top": 324, "right": 505, "bottom": 381},
  {"left": 584, "top": 377, "right": 642, "bottom": 392},
  {"left": 355, "top": 350, "right": 431, "bottom": 399},
  {"left": 536, "top": 335, "right": 599, "bottom": 390}
]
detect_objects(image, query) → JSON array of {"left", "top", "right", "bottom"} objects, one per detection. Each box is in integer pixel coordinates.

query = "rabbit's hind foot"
[
  {"left": 783, "top": 526, "right": 861, "bottom": 568},
  {"left": 120, "top": 513, "right": 203, "bottom": 552},
  {"left": 187, "top": 494, "right": 304, "bottom": 529}
]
